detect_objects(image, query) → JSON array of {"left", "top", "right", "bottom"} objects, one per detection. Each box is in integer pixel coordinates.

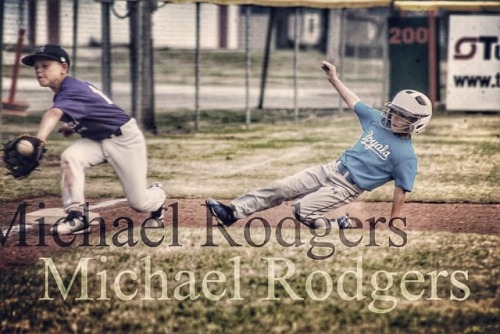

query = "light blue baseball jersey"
[{"left": 340, "top": 101, "right": 417, "bottom": 192}]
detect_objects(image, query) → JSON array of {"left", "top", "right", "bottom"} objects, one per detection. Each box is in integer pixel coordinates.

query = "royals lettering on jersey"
[
  {"left": 340, "top": 102, "right": 417, "bottom": 192},
  {"left": 360, "top": 130, "right": 391, "bottom": 160},
  {"left": 52, "top": 76, "right": 131, "bottom": 141}
]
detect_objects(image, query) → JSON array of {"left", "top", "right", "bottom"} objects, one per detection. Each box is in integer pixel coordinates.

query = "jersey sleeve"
[
  {"left": 53, "top": 92, "right": 87, "bottom": 121},
  {"left": 353, "top": 101, "right": 382, "bottom": 131},
  {"left": 393, "top": 158, "right": 418, "bottom": 192}
]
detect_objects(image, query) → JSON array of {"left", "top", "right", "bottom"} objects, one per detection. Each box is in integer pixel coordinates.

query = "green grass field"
[
  {"left": 1, "top": 228, "right": 498, "bottom": 333},
  {"left": 1, "top": 111, "right": 498, "bottom": 204}
]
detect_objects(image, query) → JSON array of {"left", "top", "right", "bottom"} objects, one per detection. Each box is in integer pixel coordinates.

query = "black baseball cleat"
[
  {"left": 205, "top": 198, "right": 237, "bottom": 227},
  {"left": 336, "top": 215, "right": 353, "bottom": 229},
  {"left": 146, "top": 204, "right": 165, "bottom": 227},
  {"left": 51, "top": 210, "right": 90, "bottom": 235}
]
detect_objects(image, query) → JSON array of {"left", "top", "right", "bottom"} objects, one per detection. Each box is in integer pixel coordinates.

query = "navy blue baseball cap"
[{"left": 22, "top": 44, "right": 70, "bottom": 67}]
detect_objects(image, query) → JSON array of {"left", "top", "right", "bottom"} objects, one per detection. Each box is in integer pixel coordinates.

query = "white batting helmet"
[{"left": 380, "top": 90, "right": 433, "bottom": 135}]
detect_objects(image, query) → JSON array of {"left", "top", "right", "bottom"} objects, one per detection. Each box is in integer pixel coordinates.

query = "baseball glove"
[{"left": 2, "top": 134, "right": 46, "bottom": 179}]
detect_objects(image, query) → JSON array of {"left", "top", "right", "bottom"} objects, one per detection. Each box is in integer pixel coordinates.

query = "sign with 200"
[
  {"left": 389, "top": 26, "right": 429, "bottom": 45},
  {"left": 387, "top": 17, "right": 438, "bottom": 102}
]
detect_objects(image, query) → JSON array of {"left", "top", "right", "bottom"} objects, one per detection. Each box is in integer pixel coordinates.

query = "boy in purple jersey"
[
  {"left": 206, "top": 61, "right": 432, "bottom": 229},
  {"left": 22, "top": 45, "right": 166, "bottom": 234}
]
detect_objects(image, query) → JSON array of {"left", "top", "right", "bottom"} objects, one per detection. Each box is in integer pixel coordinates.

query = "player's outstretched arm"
[
  {"left": 390, "top": 186, "right": 407, "bottom": 220},
  {"left": 36, "top": 108, "right": 64, "bottom": 142},
  {"left": 321, "top": 61, "right": 361, "bottom": 110}
]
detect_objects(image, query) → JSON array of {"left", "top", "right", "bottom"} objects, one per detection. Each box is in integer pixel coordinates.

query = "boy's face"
[
  {"left": 390, "top": 109, "right": 419, "bottom": 134},
  {"left": 33, "top": 59, "right": 68, "bottom": 88}
]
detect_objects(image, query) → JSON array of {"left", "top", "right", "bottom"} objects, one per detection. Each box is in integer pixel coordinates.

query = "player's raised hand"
[
  {"left": 321, "top": 61, "right": 338, "bottom": 82},
  {"left": 321, "top": 60, "right": 360, "bottom": 109}
]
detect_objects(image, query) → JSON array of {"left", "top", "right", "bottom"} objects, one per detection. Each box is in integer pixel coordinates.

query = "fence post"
[
  {"left": 257, "top": 7, "right": 276, "bottom": 110},
  {"left": 140, "top": 0, "right": 157, "bottom": 133},
  {"left": 0, "top": 0, "right": 3, "bottom": 137},
  {"left": 98, "top": 0, "right": 112, "bottom": 98},
  {"left": 72, "top": 0, "right": 78, "bottom": 77},
  {"left": 194, "top": 2, "right": 201, "bottom": 131},
  {"left": 129, "top": 0, "right": 141, "bottom": 124},
  {"left": 338, "top": 8, "right": 345, "bottom": 114},
  {"left": 293, "top": 7, "right": 301, "bottom": 121},
  {"left": 245, "top": 5, "right": 251, "bottom": 128}
]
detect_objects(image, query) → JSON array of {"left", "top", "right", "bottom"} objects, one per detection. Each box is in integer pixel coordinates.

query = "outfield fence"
[{"left": 1, "top": 0, "right": 456, "bottom": 129}]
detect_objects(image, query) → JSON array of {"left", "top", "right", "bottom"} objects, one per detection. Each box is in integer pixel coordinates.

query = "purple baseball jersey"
[{"left": 52, "top": 76, "right": 131, "bottom": 141}]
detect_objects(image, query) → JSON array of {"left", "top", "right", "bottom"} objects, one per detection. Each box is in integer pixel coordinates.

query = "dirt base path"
[{"left": 1, "top": 197, "right": 498, "bottom": 270}]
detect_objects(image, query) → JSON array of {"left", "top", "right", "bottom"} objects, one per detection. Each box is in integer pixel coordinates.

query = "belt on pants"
[
  {"left": 108, "top": 127, "right": 123, "bottom": 138},
  {"left": 336, "top": 159, "right": 356, "bottom": 185}
]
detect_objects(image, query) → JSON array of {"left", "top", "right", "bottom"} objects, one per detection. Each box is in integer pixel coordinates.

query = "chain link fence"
[{"left": 2, "top": 0, "right": 393, "bottom": 129}]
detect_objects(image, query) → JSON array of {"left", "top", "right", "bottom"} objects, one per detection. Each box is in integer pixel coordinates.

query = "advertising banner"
[{"left": 446, "top": 15, "right": 500, "bottom": 111}]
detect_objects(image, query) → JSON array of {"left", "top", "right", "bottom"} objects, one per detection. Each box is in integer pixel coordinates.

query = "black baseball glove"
[{"left": 2, "top": 134, "right": 46, "bottom": 179}]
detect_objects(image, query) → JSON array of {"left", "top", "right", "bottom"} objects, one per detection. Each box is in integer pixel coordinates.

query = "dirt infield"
[{"left": 1, "top": 196, "right": 499, "bottom": 270}]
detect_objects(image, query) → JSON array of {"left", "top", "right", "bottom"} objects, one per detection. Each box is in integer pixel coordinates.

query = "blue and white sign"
[{"left": 446, "top": 15, "right": 500, "bottom": 111}]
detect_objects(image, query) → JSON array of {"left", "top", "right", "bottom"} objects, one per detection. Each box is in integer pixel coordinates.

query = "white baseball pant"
[
  {"left": 231, "top": 160, "right": 363, "bottom": 224},
  {"left": 60, "top": 118, "right": 166, "bottom": 213}
]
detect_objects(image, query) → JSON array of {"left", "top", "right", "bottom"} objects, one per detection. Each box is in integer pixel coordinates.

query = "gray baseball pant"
[
  {"left": 60, "top": 118, "right": 166, "bottom": 213},
  {"left": 231, "top": 160, "right": 363, "bottom": 224}
]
